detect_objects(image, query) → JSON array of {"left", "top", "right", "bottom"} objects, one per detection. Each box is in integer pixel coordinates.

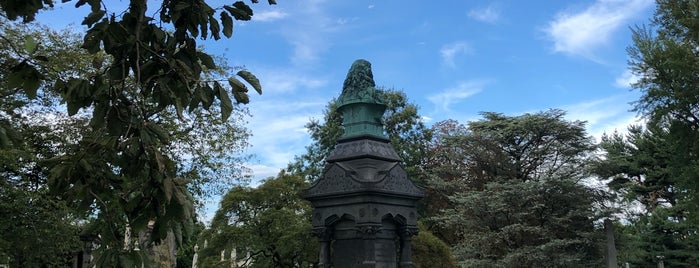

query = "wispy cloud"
[
  {"left": 244, "top": 164, "right": 281, "bottom": 184},
  {"left": 253, "top": 10, "right": 289, "bottom": 22},
  {"left": 561, "top": 96, "right": 642, "bottom": 140},
  {"left": 278, "top": 0, "right": 346, "bottom": 65},
  {"left": 256, "top": 70, "right": 328, "bottom": 95},
  {"left": 440, "top": 42, "right": 472, "bottom": 67},
  {"left": 468, "top": 5, "right": 501, "bottom": 24},
  {"left": 614, "top": 69, "right": 640, "bottom": 88},
  {"left": 245, "top": 99, "right": 324, "bottom": 175},
  {"left": 239, "top": 64, "right": 332, "bottom": 183},
  {"left": 428, "top": 81, "right": 484, "bottom": 111},
  {"left": 544, "top": 0, "right": 653, "bottom": 61}
]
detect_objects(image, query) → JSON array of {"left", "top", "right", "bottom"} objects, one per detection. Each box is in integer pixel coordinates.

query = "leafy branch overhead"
[
  {"left": 2, "top": 0, "right": 266, "bottom": 126},
  {"left": 0, "top": 0, "right": 271, "bottom": 266}
]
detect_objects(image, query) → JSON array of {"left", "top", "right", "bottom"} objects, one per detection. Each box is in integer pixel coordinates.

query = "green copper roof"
[{"left": 337, "top": 60, "right": 387, "bottom": 139}]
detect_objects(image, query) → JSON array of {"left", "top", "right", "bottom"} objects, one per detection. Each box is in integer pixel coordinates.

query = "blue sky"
[
  {"left": 214, "top": 0, "right": 655, "bottom": 181},
  {"left": 38, "top": 0, "right": 656, "bottom": 219}
]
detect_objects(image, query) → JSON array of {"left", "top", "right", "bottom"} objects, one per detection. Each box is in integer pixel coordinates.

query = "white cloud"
[
  {"left": 564, "top": 97, "right": 624, "bottom": 125},
  {"left": 236, "top": 65, "right": 332, "bottom": 185},
  {"left": 245, "top": 164, "right": 282, "bottom": 184},
  {"left": 278, "top": 0, "right": 344, "bottom": 65},
  {"left": 468, "top": 5, "right": 501, "bottom": 24},
  {"left": 614, "top": 69, "right": 640, "bottom": 88},
  {"left": 440, "top": 42, "right": 472, "bottom": 67},
  {"left": 256, "top": 70, "right": 328, "bottom": 95},
  {"left": 245, "top": 98, "right": 325, "bottom": 169},
  {"left": 561, "top": 96, "right": 643, "bottom": 141},
  {"left": 336, "top": 17, "right": 359, "bottom": 25},
  {"left": 594, "top": 114, "right": 645, "bottom": 141},
  {"left": 428, "top": 81, "right": 484, "bottom": 111},
  {"left": 544, "top": 0, "right": 653, "bottom": 60},
  {"left": 253, "top": 10, "right": 289, "bottom": 22}
]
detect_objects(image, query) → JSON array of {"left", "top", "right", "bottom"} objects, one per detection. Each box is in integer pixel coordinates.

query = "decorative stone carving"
[
  {"left": 326, "top": 138, "right": 401, "bottom": 162},
  {"left": 399, "top": 226, "right": 420, "bottom": 238},
  {"left": 336, "top": 59, "right": 386, "bottom": 139},
  {"left": 338, "top": 59, "right": 384, "bottom": 107},
  {"left": 311, "top": 227, "right": 333, "bottom": 241},
  {"left": 356, "top": 225, "right": 382, "bottom": 236}
]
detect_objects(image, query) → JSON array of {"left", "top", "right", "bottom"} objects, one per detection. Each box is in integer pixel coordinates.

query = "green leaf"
[
  {"left": 228, "top": 77, "right": 250, "bottom": 104},
  {"left": 175, "top": 59, "right": 194, "bottom": 76},
  {"left": 208, "top": 14, "right": 220, "bottom": 40},
  {"left": 224, "top": 3, "right": 253, "bottom": 21},
  {"left": 0, "top": 126, "right": 10, "bottom": 148},
  {"left": 200, "top": 84, "right": 215, "bottom": 109},
  {"left": 82, "top": 10, "right": 106, "bottom": 27},
  {"left": 140, "top": 127, "right": 153, "bottom": 145},
  {"left": 91, "top": 102, "right": 107, "bottom": 128},
  {"left": 197, "top": 52, "right": 216, "bottom": 69},
  {"left": 8, "top": 62, "right": 43, "bottom": 99},
  {"left": 106, "top": 107, "right": 124, "bottom": 136},
  {"left": 34, "top": 55, "right": 49, "bottom": 61},
  {"left": 24, "top": 35, "right": 38, "bottom": 54},
  {"left": 22, "top": 74, "right": 41, "bottom": 99},
  {"left": 67, "top": 102, "right": 80, "bottom": 116},
  {"left": 163, "top": 177, "right": 175, "bottom": 202},
  {"left": 237, "top": 70, "right": 262, "bottom": 94},
  {"left": 187, "top": 88, "right": 202, "bottom": 112},
  {"left": 174, "top": 1, "right": 190, "bottom": 11},
  {"left": 6, "top": 68, "right": 24, "bottom": 89},
  {"left": 147, "top": 123, "right": 170, "bottom": 143},
  {"left": 74, "top": 0, "right": 88, "bottom": 8},
  {"left": 233, "top": 1, "right": 254, "bottom": 17},
  {"left": 228, "top": 77, "right": 248, "bottom": 93},
  {"left": 217, "top": 82, "right": 233, "bottom": 120},
  {"left": 220, "top": 11, "right": 233, "bottom": 38}
]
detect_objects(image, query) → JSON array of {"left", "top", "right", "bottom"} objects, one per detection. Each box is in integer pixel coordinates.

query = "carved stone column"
[
  {"left": 399, "top": 226, "right": 419, "bottom": 268},
  {"left": 311, "top": 227, "right": 333, "bottom": 268},
  {"left": 357, "top": 224, "right": 382, "bottom": 267}
]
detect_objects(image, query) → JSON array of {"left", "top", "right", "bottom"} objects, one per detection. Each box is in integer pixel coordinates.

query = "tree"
[
  {"left": 412, "top": 222, "right": 457, "bottom": 268},
  {"left": 594, "top": 125, "right": 699, "bottom": 266},
  {"left": 198, "top": 172, "right": 318, "bottom": 267},
  {"left": 418, "top": 119, "right": 471, "bottom": 244},
  {"left": 435, "top": 110, "right": 608, "bottom": 267},
  {"left": 595, "top": 125, "right": 677, "bottom": 211},
  {"left": 618, "top": 1, "right": 699, "bottom": 265},
  {"left": 628, "top": 0, "right": 699, "bottom": 223},
  {"left": 0, "top": 19, "right": 98, "bottom": 267},
  {"left": 1, "top": 1, "right": 264, "bottom": 264}
]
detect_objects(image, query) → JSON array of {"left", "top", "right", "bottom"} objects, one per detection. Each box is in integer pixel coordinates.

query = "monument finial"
[
  {"left": 336, "top": 59, "right": 386, "bottom": 139},
  {"left": 342, "top": 59, "right": 376, "bottom": 96}
]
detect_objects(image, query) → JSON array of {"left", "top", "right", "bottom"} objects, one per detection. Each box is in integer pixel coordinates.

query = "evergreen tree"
[
  {"left": 628, "top": 0, "right": 699, "bottom": 224},
  {"left": 435, "top": 110, "right": 608, "bottom": 267},
  {"left": 595, "top": 125, "right": 699, "bottom": 266}
]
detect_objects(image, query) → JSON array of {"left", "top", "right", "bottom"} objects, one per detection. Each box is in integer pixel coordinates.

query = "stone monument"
[{"left": 302, "top": 59, "right": 424, "bottom": 268}]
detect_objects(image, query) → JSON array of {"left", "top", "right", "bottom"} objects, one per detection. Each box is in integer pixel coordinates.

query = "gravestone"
[{"left": 302, "top": 59, "right": 424, "bottom": 268}]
